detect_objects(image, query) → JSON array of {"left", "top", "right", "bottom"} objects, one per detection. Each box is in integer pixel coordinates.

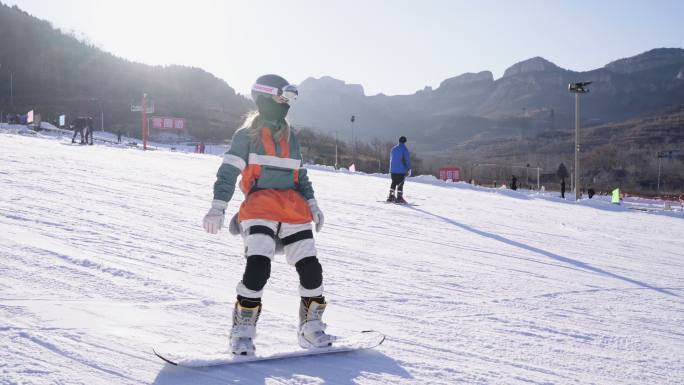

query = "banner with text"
[{"left": 151, "top": 117, "right": 186, "bottom": 131}]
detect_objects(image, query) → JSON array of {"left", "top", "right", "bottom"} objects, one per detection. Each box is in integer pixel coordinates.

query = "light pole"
[
  {"left": 568, "top": 81, "right": 591, "bottom": 200},
  {"left": 141, "top": 93, "right": 149, "bottom": 150},
  {"left": 536, "top": 167, "right": 541, "bottom": 190},
  {"left": 1, "top": 64, "right": 13, "bottom": 108},
  {"left": 99, "top": 100, "right": 104, "bottom": 132},
  {"left": 92, "top": 98, "right": 104, "bottom": 132},
  {"left": 350, "top": 115, "right": 356, "bottom": 166},
  {"left": 657, "top": 153, "right": 662, "bottom": 195},
  {"left": 470, "top": 163, "right": 478, "bottom": 184},
  {"left": 334, "top": 131, "right": 338, "bottom": 169}
]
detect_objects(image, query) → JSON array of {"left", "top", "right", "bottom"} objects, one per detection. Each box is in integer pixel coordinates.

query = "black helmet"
[
  {"left": 251, "top": 74, "right": 298, "bottom": 103},
  {"left": 251, "top": 74, "right": 298, "bottom": 121},
  {"left": 399, "top": 136, "right": 407, "bottom": 143}
]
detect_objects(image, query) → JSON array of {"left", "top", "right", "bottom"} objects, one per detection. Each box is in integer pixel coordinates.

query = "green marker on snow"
[{"left": 611, "top": 188, "right": 620, "bottom": 204}]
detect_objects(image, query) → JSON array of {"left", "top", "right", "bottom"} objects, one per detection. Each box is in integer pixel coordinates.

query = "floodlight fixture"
[{"left": 569, "top": 81, "right": 592, "bottom": 93}]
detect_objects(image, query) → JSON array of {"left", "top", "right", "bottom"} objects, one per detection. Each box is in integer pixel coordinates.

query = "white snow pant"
[{"left": 236, "top": 219, "right": 323, "bottom": 299}]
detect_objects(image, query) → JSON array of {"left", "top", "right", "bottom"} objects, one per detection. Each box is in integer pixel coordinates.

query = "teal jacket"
[{"left": 213, "top": 117, "right": 314, "bottom": 203}]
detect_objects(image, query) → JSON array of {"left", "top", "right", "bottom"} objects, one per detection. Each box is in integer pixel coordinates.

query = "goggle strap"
[{"left": 252, "top": 83, "right": 280, "bottom": 96}]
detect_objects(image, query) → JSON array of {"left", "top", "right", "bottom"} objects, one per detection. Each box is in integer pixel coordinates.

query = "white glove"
[
  {"left": 228, "top": 213, "right": 241, "bottom": 235},
  {"left": 308, "top": 199, "right": 324, "bottom": 232},
  {"left": 203, "top": 200, "right": 227, "bottom": 234}
]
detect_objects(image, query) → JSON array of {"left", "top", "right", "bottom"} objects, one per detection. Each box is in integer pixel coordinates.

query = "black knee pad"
[
  {"left": 295, "top": 256, "right": 323, "bottom": 289},
  {"left": 242, "top": 255, "right": 271, "bottom": 291}
]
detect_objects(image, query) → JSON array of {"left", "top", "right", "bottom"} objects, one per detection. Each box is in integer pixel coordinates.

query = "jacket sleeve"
[
  {"left": 404, "top": 147, "right": 411, "bottom": 171},
  {"left": 296, "top": 169, "right": 315, "bottom": 200},
  {"left": 291, "top": 133, "right": 315, "bottom": 200},
  {"left": 213, "top": 129, "right": 250, "bottom": 202}
]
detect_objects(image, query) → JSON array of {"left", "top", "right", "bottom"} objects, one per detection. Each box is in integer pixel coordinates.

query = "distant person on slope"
[
  {"left": 202, "top": 74, "right": 334, "bottom": 356},
  {"left": 560, "top": 178, "right": 566, "bottom": 199},
  {"left": 85, "top": 117, "right": 94, "bottom": 145},
  {"left": 387, "top": 136, "right": 411, "bottom": 204},
  {"left": 511, "top": 175, "right": 518, "bottom": 191},
  {"left": 71, "top": 116, "right": 86, "bottom": 144}
]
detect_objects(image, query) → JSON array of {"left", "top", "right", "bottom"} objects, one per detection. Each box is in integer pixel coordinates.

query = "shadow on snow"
[
  {"left": 151, "top": 348, "right": 411, "bottom": 385},
  {"left": 408, "top": 206, "right": 680, "bottom": 298}
]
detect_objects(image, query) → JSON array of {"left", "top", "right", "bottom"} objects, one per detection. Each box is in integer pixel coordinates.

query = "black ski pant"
[
  {"left": 237, "top": 255, "right": 323, "bottom": 307},
  {"left": 85, "top": 129, "right": 92, "bottom": 144},
  {"left": 72, "top": 129, "right": 84, "bottom": 143},
  {"left": 389, "top": 173, "right": 406, "bottom": 197},
  {"left": 236, "top": 220, "right": 324, "bottom": 307}
]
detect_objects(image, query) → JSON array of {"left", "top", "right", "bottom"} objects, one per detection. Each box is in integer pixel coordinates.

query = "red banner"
[
  {"left": 151, "top": 117, "right": 186, "bottom": 130},
  {"left": 439, "top": 167, "right": 460, "bottom": 181}
]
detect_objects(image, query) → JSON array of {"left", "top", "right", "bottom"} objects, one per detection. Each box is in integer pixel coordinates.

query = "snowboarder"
[
  {"left": 511, "top": 175, "right": 518, "bottom": 191},
  {"left": 387, "top": 136, "right": 411, "bottom": 203},
  {"left": 557, "top": 163, "right": 569, "bottom": 198},
  {"left": 84, "top": 117, "right": 94, "bottom": 145},
  {"left": 560, "top": 178, "right": 566, "bottom": 198},
  {"left": 71, "top": 116, "right": 86, "bottom": 144},
  {"left": 202, "top": 74, "right": 334, "bottom": 356}
]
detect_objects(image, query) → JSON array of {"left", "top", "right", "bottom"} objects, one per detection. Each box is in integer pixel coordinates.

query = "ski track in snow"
[{"left": 1, "top": 132, "right": 683, "bottom": 385}]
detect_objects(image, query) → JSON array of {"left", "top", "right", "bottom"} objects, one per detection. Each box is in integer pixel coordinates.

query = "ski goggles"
[{"left": 252, "top": 83, "right": 299, "bottom": 103}]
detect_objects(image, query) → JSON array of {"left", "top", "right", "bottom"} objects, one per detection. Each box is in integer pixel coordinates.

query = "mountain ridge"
[{"left": 289, "top": 47, "right": 684, "bottom": 145}]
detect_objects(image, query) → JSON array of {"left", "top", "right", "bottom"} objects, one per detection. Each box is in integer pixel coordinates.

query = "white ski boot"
[
  {"left": 298, "top": 297, "right": 336, "bottom": 348},
  {"left": 229, "top": 302, "right": 261, "bottom": 356}
]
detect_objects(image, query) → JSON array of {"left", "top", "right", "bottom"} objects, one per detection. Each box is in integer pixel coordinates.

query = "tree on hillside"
[{"left": 0, "top": 3, "right": 252, "bottom": 139}]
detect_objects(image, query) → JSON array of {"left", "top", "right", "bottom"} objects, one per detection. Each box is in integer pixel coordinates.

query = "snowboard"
[
  {"left": 153, "top": 330, "right": 384, "bottom": 367},
  {"left": 377, "top": 200, "right": 419, "bottom": 207}
]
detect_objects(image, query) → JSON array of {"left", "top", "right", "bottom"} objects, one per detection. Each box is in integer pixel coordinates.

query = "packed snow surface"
[{"left": 1, "top": 133, "right": 683, "bottom": 385}]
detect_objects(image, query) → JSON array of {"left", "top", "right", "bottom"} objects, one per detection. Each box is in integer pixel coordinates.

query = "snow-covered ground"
[
  {"left": 1, "top": 133, "right": 683, "bottom": 385},
  {"left": 0, "top": 123, "right": 228, "bottom": 155}
]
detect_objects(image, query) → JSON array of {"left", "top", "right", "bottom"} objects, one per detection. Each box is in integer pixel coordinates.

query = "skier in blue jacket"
[{"left": 387, "top": 136, "right": 411, "bottom": 203}]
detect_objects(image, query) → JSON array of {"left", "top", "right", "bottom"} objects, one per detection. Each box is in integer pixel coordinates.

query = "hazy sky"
[{"left": 6, "top": 0, "right": 684, "bottom": 96}]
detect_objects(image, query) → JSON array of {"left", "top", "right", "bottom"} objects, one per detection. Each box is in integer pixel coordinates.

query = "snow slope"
[{"left": 1, "top": 133, "right": 683, "bottom": 385}]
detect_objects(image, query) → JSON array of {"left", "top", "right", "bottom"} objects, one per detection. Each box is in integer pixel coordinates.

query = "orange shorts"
[{"left": 238, "top": 189, "right": 313, "bottom": 224}]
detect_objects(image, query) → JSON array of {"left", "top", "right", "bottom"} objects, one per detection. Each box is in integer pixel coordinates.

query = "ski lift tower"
[{"left": 568, "top": 81, "right": 591, "bottom": 201}]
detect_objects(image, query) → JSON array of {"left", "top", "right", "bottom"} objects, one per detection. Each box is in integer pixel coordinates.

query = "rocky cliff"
[{"left": 289, "top": 48, "right": 684, "bottom": 154}]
